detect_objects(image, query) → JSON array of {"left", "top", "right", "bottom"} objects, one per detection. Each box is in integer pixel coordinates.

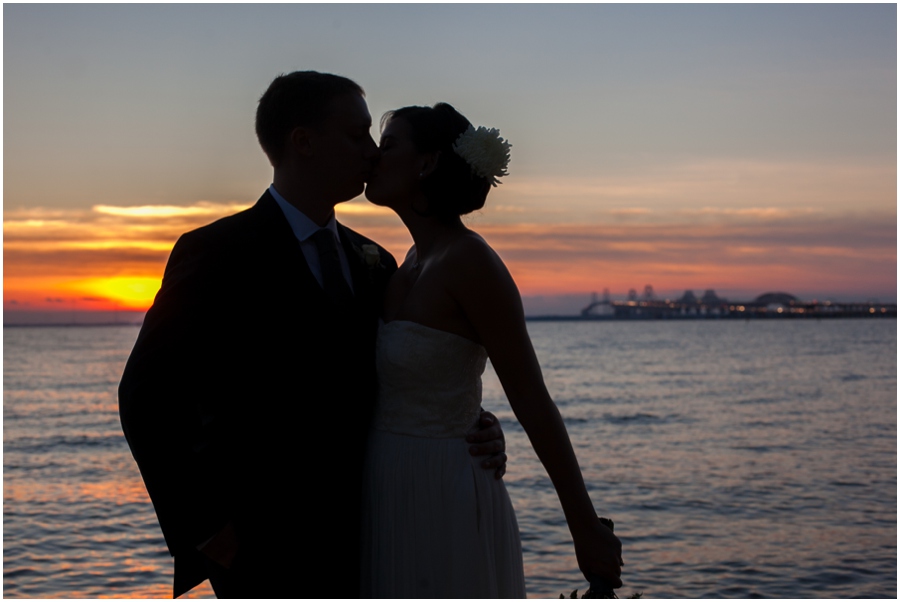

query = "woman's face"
[{"left": 364, "top": 117, "right": 425, "bottom": 209}]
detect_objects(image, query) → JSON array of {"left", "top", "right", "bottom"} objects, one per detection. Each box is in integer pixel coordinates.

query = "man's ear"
[
  {"left": 419, "top": 151, "right": 441, "bottom": 178},
  {"left": 289, "top": 126, "right": 314, "bottom": 157}
]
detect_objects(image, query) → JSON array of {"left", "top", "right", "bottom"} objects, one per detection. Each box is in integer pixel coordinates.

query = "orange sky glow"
[{"left": 4, "top": 187, "right": 896, "bottom": 315}]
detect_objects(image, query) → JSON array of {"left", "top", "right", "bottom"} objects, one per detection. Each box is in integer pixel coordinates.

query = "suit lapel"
[{"left": 339, "top": 225, "right": 375, "bottom": 312}]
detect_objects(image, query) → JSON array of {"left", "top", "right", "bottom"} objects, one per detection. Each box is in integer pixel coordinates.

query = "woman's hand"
[{"left": 573, "top": 518, "right": 623, "bottom": 590}]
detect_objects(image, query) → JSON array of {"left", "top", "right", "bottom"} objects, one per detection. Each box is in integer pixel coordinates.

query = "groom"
[{"left": 119, "top": 71, "right": 506, "bottom": 598}]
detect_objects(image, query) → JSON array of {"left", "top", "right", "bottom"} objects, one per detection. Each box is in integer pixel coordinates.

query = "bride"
[{"left": 360, "top": 103, "right": 623, "bottom": 598}]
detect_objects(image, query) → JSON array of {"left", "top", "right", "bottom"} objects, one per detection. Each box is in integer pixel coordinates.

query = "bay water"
[{"left": 4, "top": 320, "right": 896, "bottom": 598}]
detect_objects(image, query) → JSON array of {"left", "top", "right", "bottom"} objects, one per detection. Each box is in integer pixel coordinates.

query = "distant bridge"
[{"left": 581, "top": 290, "right": 896, "bottom": 320}]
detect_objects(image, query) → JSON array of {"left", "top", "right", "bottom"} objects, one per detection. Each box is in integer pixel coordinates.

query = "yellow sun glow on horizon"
[{"left": 62, "top": 277, "right": 162, "bottom": 310}]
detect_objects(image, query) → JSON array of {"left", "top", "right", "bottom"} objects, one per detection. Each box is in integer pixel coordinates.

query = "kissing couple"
[{"left": 119, "top": 71, "right": 623, "bottom": 598}]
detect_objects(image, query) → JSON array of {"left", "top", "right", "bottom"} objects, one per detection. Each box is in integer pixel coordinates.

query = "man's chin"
[
  {"left": 333, "top": 183, "right": 366, "bottom": 204},
  {"left": 363, "top": 187, "right": 386, "bottom": 207}
]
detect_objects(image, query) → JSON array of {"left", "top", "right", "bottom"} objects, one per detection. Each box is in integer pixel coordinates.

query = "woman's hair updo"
[{"left": 382, "top": 103, "right": 492, "bottom": 219}]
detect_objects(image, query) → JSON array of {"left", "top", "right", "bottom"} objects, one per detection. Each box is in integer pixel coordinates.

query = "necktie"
[{"left": 311, "top": 228, "right": 353, "bottom": 305}]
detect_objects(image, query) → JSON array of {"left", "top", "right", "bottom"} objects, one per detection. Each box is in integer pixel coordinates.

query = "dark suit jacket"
[{"left": 119, "top": 191, "right": 397, "bottom": 597}]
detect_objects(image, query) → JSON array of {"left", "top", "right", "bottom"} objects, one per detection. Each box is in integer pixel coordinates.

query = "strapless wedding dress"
[{"left": 360, "top": 320, "right": 526, "bottom": 598}]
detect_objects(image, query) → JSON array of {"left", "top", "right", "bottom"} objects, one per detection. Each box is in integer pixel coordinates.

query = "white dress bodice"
[{"left": 372, "top": 320, "right": 487, "bottom": 438}]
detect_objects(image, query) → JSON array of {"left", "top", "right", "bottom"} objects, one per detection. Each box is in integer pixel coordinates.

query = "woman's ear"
[{"left": 419, "top": 151, "right": 441, "bottom": 178}]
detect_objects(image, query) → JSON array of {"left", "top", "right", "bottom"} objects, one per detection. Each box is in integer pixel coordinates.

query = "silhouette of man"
[{"left": 119, "top": 71, "right": 506, "bottom": 598}]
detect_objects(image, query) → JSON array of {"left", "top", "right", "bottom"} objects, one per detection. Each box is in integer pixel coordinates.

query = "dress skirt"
[{"left": 360, "top": 429, "right": 526, "bottom": 598}]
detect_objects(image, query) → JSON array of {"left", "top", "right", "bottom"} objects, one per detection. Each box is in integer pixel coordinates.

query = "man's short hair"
[{"left": 255, "top": 71, "right": 364, "bottom": 166}]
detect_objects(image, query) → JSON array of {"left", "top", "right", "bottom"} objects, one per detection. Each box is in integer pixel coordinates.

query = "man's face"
[{"left": 307, "top": 93, "right": 379, "bottom": 205}]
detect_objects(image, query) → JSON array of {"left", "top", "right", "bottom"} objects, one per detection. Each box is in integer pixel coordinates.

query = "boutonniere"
[
  {"left": 358, "top": 244, "right": 382, "bottom": 268},
  {"left": 353, "top": 243, "right": 385, "bottom": 284}
]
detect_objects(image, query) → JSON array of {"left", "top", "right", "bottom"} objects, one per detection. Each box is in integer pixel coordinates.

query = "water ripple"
[{"left": 5, "top": 322, "right": 897, "bottom": 599}]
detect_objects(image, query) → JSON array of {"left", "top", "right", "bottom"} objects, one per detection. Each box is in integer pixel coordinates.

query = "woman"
[{"left": 360, "top": 103, "right": 623, "bottom": 598}]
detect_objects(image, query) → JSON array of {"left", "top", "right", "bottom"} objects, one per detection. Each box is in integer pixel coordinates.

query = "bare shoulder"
[
  {"left": 442, "top": 230, "right": 518, "bottom": 299},
  {"left": 442, "top": 230, "right": 530, "bottom": 357},
  {"left": 443, "top": 230, "right": 507, "bottom": 275}
]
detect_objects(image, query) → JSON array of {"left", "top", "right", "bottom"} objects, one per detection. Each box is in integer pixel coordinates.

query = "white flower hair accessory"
[{"left": 452, "top": 125, "right": 511, "bottom": 187}]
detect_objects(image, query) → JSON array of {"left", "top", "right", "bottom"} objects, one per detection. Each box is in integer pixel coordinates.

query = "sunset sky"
[{"left": 4, "top": 3, "right": 896, "bottom": 320}]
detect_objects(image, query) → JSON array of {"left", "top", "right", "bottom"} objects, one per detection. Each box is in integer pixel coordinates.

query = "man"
[{"left": 119, "top": 71, "right": 506, "bottom": 598}]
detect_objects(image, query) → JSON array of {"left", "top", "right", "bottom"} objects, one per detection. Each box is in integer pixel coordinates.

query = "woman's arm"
[{"left": 447, "top": 236, "right": 623, "bottom": 588}]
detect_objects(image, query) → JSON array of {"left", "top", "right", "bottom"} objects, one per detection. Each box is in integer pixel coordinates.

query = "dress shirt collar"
[{"left": 269, "top": 184, "right": 341, "bottom": 243}]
